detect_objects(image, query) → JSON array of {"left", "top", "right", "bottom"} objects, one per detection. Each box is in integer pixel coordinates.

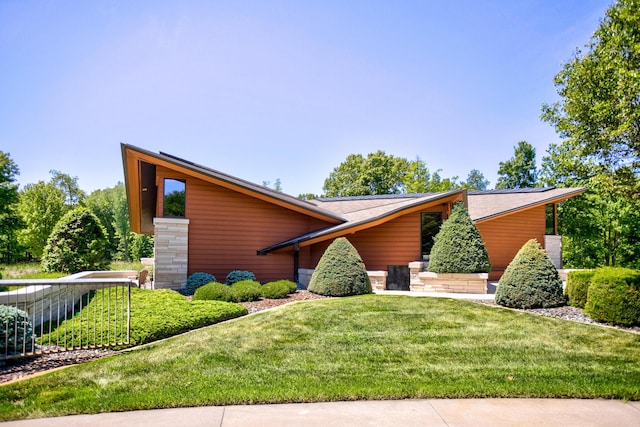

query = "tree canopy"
[
  {"left": 495, "top": 141, "right": 538, "bottom": 189},
  {"left": 0, "top": 152, "right": 24, "bottom": 263}
]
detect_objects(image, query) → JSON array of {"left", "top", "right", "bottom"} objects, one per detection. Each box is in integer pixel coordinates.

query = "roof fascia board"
[
  {"left": 122, "top": 144, "right": 344, "bottom": 224},
  {"left": 473, "top": 188, "right": 587, "bottom": 223}
]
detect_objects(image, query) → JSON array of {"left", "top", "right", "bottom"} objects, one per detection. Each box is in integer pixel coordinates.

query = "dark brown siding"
[
  {"left": 305, "top": 207, "right": 449, "bottom": 271},
  {"left": 156, "top": 167, "right": 332, "bottom": 283},
  {"left": 476, "top": 206, "right": 546, "bottom": 280}
]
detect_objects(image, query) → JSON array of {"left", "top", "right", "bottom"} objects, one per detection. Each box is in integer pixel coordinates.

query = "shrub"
[
  {"left": 193, "top": 282, "right": 234, "bottom": 302},
  {"left": 584, "top": 267, "right": 640, "bottom": 326},
  {"left": 495, "top": 239, "right": 565, "bottom": 309},
  {"left": 308, "top": 237, "right": 372, "bottom": 297},
  {"left": 565, "top": 270, "right": 595, "bottom": 308},
  {"left": 427, "top": 201, "right": 491, "bottom": 273},
  {"left": 41, "top": 207, "right": 110, "bottom": 274},
  {"left": 0, "top": 305, "right": 34, "bottom": 354},
  {"left": 184, "top": 272, "right": 217, "bottom": 296},
  {"left": 231, "top": 280, "right": 262, "bottom": 302},
  {"left": 225, "top": 270, "right": 256, "bottom": 285},
  {"left": 261, "top": 281, "right": 290, "bottom": 299}
]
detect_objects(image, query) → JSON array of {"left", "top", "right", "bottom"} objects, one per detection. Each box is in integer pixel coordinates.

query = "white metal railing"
[{"left": 0, "top": 272, "right": 135, "bottom": 360}]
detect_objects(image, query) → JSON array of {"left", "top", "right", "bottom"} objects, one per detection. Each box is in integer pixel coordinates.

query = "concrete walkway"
[{"left": 3, "top": 399, "right": 640, "bottom": 426}]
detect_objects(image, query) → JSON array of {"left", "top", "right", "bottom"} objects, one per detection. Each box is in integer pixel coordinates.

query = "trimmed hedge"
[
  {"left": 225, "top": 270, "right": 256, "bottom": 286},
  {"left": 495, "top": 239, "right": 565, "bottom": 309},
  {"left": 0, "top": 305, "right": 34, "bottom": 354},
  {"left": 231, "top": 280, "right": 262, "bottom": 302},
  {"left": 584, "top": 267, "right": 640, "bottom": 326},
  {"left": 193, "top": 282, "right": 234, "bottom": 302},
  {"left": 308, "top": 237, "right": 372, "bottom": 297},
  {"left": 261, "top": 281, "right": 290, "bottom": 299},
  {"left": 565, "top": 270, "right": 595, "bottom": 308},
  {"left": 184, "top": 272, "right": 217, "bottom": 296},
  {"left": 427, "top": 202, "right": 491, "bottom": 273},
  {"left": 37, "top": 288, "right": 247, "bottom": 349}
]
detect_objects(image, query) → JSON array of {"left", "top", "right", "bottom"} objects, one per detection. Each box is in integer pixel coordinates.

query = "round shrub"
[
  {"left": 225, "top": 270, "right": 256, "bottom": 286},
  {"left": 427, "top": 202, "right": 491, "bottom": 273},
  {"left": 0, "top": 305, "right": 34, "bottom": 354},
  {"left": 231, "top": 280, "right": 262, "bottom": 302},
  {"left": 184, "top": 272, "right": 217, "bottom": 296},
  {"left": 565, "top": 270, "right": 595, "bottom": 308},
  {"left": 308, "top": 237, "right": 372, "bottom": 297},
  {"left": 261, "top": 281, "right": 290, "bottom": 299},
  {"left": 193, "top": 282, "right": 234, "bottom": 302},
  {"left": 495, "top": 239, "right": 565, "bottom": 309},
  {"left": 41, "top": 207, "right": 110, "bottom": 274},
  {"left": 584, "top": 267, "right": 640, "bottom": 326}
]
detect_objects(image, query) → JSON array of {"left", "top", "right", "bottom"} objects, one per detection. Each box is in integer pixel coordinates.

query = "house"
[{"left": 121, "top": 144, "right": 586, "bottom": 291}]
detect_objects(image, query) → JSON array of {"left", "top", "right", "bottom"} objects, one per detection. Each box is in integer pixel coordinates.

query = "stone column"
[
  {"left": 544, "top": 235, "right": 562, "bottom": 269},
  {"left": 153, "top": 218, "right": 189, "bottom": 289}
]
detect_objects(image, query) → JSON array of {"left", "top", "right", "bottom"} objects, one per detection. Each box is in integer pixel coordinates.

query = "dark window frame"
[{"left": 421, "top": 212, "right": 443, "bottom": 260}]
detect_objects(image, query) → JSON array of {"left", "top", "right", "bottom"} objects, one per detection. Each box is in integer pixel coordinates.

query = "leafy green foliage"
[
  {"left": 261, "top": 281, "right": 290, "bottom": 299},
  {"left": 230, "top": 280, "right": 262, "bottom": 302},
  {"left": 225, "top": 270, "right": 256, "bottom": 285},
  {"left": 496, "top": 239, "right": 565, "bottom": 309},
  {"left": 184, "top": 272, "right": 217, "bottom": 296},
  {"left": 495, "top": 141, "right": 538, "bottom": 189},
  {"left": 41, "top": 207, "right": 110, "bottom": 273},
  {"left": 193, "top": 282, "right": 234, "bottom": 302},
  {"left": 0, "top": 305, "right": 34, "bottom": 354},
  {"left": 427, "top": 202, "right": 490, "bottom": 273},
  {"left": 37, "top": 288, "right": 247, "bottom": 348},
  {"left": 130, "top": 234, "right": 154, "bottom": 260},
  {"left": 308, "top": 237, "right": 372, "bottom": 297},
  {"left": 565, "top": 270, "right": 595, "bottom": 308},
  {"left": 584, "top": 267, "right": 640, "bottom": 326},
  {"left": 461, "top": 169, "right": 490, "bottom": 190},
  {"left": 0, "top": 151, "right": 24, "bottom": 264}
]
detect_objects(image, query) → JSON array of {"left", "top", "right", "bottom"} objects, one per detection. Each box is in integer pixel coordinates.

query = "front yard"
[{"left": 1, "top": 295, "right": 639, "bottom": 421}]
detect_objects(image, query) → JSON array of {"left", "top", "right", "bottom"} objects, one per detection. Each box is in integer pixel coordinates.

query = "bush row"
[
  {"left": 193, "top": 279, "right": 298, "bottom": 303},
  {"left": 567, "top": 267, "right": 640, "bottom": 326},
  {"left": 183, "top": 270, "right": 260, "bottom": 296}
]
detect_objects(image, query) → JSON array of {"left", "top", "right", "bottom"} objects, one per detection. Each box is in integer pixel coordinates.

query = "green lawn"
[{"left": 1, "top": 295, "right": 639, "bottom": 421}]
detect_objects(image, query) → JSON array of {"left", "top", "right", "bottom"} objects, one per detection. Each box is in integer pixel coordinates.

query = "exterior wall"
[
  {"left": 304, "top": 207, "right": 449, "bottom": 272},
  {"left": 153, "top": 218, "right": 189, "bottom": 289},
  {"left": 155, "top": 167, "right": 334, "bottom": 283},
  {"left": 476, "top": 206, "right": 546, "bottom": 281},
  {"left": 544, "top": 235, "right": 562, "bottom": 269}
]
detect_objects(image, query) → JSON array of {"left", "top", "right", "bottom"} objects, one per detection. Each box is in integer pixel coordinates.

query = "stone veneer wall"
[
  {"left": 544, "top": 235, "right": 562, "bottom": 269},
  {"left": 153, "top": 218, "right": 189, "bottom": 289}
]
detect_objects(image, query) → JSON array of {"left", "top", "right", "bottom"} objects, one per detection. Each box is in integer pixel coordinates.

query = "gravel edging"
[{"left": 2, "top": 292, "right": 637, "bottom": 384}]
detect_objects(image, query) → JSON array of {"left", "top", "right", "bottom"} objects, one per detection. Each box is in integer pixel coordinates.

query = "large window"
[
  {"left": 545, "top": 203, "right": 556, "bottom": 235},
  {"left": 421, "top": 212, "right": 443, "bottom": 259},
  {"left": 163, "top": 178, "right": 186, "bottom": 217}
]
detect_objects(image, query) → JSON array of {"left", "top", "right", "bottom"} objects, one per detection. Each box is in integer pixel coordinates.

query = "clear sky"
[{"left": 1, "top": 0, "right": 610, "bottom": 197}]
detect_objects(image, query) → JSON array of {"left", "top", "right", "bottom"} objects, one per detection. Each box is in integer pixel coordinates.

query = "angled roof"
[
  {"left": 467, "top": 187, "right": 587, "bottom": 222},
  {"left": 258, "top": 191, "right": 464, "bottom": 254},
  {"left": 121, "top": 144, "right": 344, "bottom": 233}
]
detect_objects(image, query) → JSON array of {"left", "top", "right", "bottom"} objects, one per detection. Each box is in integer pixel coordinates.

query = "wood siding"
[
  {"left": 305, "top": 207, "right": 449, "bottom": 271},
  {"left": 156, "top": 167, "right": 332, "bottom": 283},
  {"left": 476, "top": 206, "right": 546, "bottom": 280}
]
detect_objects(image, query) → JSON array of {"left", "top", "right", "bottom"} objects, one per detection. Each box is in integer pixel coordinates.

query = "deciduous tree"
[
  {"left": 495, "top": 141, "right": 537, "bottom": 189},
  {"left": 0, "top": 151, "right": 24, "bottom": 263}
]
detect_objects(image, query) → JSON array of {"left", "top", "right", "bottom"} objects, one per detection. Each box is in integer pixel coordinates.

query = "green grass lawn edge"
[{"left": 1, "top": 295, "right": 639, "bottom": 421}]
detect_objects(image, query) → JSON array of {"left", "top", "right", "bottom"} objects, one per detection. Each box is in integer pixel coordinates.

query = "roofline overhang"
[
  {"left": 472, "top": 187, "right": 588, "bottom": 223},
  {"left": 121, "top": 144, "right": 345, "bottom": 232},
  {"left": 257, "top": 190, "right": 464, "bottom": 255}
]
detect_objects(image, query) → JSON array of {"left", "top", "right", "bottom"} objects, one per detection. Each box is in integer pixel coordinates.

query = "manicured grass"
[
  {"left": 0, "top": 263, "right": 66, "bottom": 280},
  {"left": 37, "top": 288, "right": 248, "bottom": 349},
  {"left": 1, "top": 295, "right": 639, "bottom": 420}
]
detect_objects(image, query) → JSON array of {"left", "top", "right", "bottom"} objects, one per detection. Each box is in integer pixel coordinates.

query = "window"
[
  {"left": 545, "top": 203, "right": 556, "bottom": 235},
  {"left": 421, "top": 212, "right": 443, "bottom": 259},
  {"left": 163, "top": 178, "right": 186, "bottom": 217}
]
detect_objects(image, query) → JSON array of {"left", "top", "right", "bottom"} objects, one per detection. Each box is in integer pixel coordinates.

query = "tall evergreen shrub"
[
  {"left": 584, "top": 267, "right": 640, "bottom": 326},
  {"left": 41, "top": 207, "right": 110, "bottom": 273},
  {"left": 308, "top": 237, "right": 372, "bottom": 297},
  {"left": 495, "top": 239, "right": 565, "bottom": 309},
  {"left": 565, "top": 270, "right": 595, "bottom": 308},
  {"left": 427, "top": 202, "right": 491, "bottom": 273}
]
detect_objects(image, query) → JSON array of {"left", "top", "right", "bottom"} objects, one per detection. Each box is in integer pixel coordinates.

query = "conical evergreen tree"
[
  {"left": 308, "top": 237, "right": 372, "bottom": 297},
  {"left": 495, "top": 239, "right": 565, "bottom": 309},
  {"left": 427, "top": 201, "right": 491, "bottom": 273}
]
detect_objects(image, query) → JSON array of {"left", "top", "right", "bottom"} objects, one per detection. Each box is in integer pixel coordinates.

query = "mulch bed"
[{"left": 2, "top": 291, "right": 637, "bottom": 385}]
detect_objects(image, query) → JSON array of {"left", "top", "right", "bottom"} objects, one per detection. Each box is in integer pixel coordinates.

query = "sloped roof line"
[
  {"left": 122, "top": 144, "right": 345, "bottom": 223},
  {"left": 257, "top": 190, "right": 463, "bottom": 254}
]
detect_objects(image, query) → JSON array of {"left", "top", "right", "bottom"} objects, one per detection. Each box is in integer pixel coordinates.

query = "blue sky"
[{"left": 1, "top": 0, "right": 609, "bottom": 197}]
